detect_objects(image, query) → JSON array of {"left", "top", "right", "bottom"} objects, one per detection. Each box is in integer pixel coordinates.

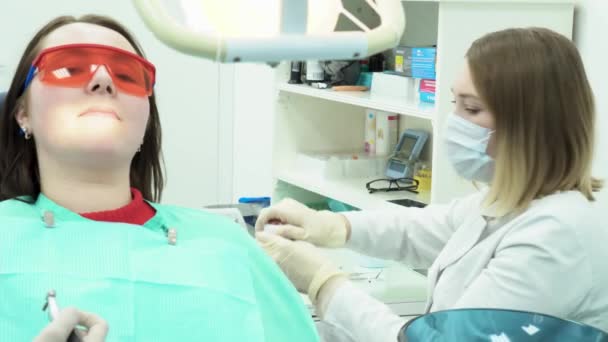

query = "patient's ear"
[{"left": 14, "top": 101, "right": 30, "bottom": 128}]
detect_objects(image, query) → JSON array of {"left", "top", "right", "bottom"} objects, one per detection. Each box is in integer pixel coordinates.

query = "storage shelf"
[
  {"left": 278, "top": 83, "right": 436, "bottom": 120},
  {"left": 277, "top": 170, "right": 431, "bottom": 210}
]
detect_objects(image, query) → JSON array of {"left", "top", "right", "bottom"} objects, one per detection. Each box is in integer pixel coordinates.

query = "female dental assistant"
[{"left": 256, "top": 27, "right": 608, "bottom": 342}]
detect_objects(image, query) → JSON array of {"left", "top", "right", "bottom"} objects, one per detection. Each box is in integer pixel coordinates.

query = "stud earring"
[{"left": 21, "top": 127, "right": 32, "bottom": 140}]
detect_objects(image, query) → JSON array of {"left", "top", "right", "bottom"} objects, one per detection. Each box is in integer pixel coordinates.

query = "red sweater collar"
[{"left": 80, "top": 188, "right": 156, "bottom": 225}]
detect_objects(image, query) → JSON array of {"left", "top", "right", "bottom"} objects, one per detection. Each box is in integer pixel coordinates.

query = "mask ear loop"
[{"left": 479, "top": 130, "right": 495, "bottom": 145}]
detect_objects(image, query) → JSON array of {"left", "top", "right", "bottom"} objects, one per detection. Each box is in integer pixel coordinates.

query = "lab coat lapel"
[
  {"left": 423, "top": 215, "right": 487, "bottom": 312},
  {"left": 424, "top": 263, "right": 439, "bottom": 312},
  {"left": 437, "top": 215, "right": 487, "bottom": 271}
]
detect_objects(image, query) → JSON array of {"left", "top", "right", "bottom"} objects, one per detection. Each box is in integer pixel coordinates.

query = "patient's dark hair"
[{"left": 0, "top": 15, "right": 164, "bottom": 202}]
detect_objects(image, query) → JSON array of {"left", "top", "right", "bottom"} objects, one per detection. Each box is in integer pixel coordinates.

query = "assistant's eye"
[{"left": 465, "top": 108, "right": 481, "bottom": 115}]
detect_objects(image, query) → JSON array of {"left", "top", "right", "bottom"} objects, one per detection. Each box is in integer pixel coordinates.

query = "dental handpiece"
[{"left": 43, "top": 290, "right": 81, "bottom": 342}]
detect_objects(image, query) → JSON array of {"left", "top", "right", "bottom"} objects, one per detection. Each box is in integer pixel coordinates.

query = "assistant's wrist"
[
  {"left": 315, "top": 275, "right": 349, "bottom": 318},
  {"left": 339, "top": 214, "right": 352, "bottom": 242},
  {"left": 307, "top": 261, "right": 345, "bottom": 305}
]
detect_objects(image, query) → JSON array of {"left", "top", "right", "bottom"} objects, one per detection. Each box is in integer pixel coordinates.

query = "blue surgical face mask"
[{"left": 444, "top": 112, "right": 495, "bottom": 183}]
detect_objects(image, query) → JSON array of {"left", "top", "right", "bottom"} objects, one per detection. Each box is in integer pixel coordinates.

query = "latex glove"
[
  {"left": 33, "top": 307, "right": 108, "bottom": 342},
  {"left": 255, "top": 198, "right": 350, "bottom": 248},
  {"left": 256, "top": 231, "right": 347, "bottom": 305}
]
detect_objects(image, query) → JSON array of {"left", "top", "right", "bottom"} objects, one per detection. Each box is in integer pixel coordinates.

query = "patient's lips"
[{"left": 79, "top": 106, "right": 120, "bottom": 120}]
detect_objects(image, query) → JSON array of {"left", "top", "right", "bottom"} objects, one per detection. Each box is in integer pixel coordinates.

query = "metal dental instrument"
[{"left": 42, "top": 290, "right": 81, "bottom": 342}]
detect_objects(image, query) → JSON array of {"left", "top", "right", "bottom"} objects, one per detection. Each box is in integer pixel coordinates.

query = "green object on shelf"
[
  {"left": 274, "top": 181, "right": 358, "bottom": 212},
  {"left": 327, "top": 198, "right": 358, "bottom": 212},
  {"left": 274, "top": 181, "right": 330, "bottom": 211},
  {"left": 356, "top": 71, "right": 373, "bottom": 88},
  {"left": 306, "top": 202, "right": 331, "bottom": 211}
]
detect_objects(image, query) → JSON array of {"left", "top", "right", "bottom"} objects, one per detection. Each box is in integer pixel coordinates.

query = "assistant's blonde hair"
[{"left": 466, "top": 27, "right": 602, "bottom": 216}]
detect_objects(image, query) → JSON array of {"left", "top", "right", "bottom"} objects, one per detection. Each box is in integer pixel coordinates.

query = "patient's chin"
[{"left": 50, "top": 139, "right": 136, "bottom": 167}]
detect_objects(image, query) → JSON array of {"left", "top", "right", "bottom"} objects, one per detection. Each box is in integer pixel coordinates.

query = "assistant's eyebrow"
[{"left": 451, "top": 87, "right": 480, "bottom": 100}]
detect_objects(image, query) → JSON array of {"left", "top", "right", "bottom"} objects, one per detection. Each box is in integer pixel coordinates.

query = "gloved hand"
[
  {"left": 256, "top": 231, "right": 348, "bottom": 306},
  {"left": 33, "top": 307, "right": 108, "bottom": 342},
  {"left": 255, "top": 198, "right": 351, "bottom": 248}
]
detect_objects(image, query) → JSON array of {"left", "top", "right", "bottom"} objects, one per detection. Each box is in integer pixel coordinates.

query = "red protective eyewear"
[{"left": 23, "top": 44, "right": 156, "bottom": 97}]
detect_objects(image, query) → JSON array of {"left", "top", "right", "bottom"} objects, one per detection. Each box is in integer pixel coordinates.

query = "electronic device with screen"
[{"left": 385, "top": 129, "right": 428, "bottom": 179}]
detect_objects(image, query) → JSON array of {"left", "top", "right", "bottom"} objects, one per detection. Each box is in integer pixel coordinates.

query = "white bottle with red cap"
[{"left": 376, "top": 110, "right": 399, "bottom": 156}]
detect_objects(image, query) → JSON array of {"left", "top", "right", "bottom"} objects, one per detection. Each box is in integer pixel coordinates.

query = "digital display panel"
[
  {"left": 396, "top": 135, "right": 418, "bottom": 160},
  {"left": 389, "top": 162, "right": 406, "bottom": 172}
]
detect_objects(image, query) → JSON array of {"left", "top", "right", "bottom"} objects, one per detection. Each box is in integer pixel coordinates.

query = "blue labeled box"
[{"left": 395, "top": 46, "right": 437, "bottom": 80}]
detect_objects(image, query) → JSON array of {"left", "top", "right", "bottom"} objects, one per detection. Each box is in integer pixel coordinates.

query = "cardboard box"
[
  {"left": 371, "top": 72, "right": 416, "bottom": 100},
  {"left": 417, "top": 79, "right": 436, "bottom": 104},
  {"left": 394, "top": 46, "right": 437, "bottom": 80}
]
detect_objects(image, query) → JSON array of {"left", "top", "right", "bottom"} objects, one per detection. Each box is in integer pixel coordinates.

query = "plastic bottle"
[
  {"left": 376, "top": 111, "right": 399, "bottom": 156},
  {"left": 305, "top": 60, "right": 325, "bottom": 84},
  {"left": 288, "top": 61, "right": 303, "bottom": 84},
  {"left": 364, "top": 109, "right": 377, "bottom": 155}
]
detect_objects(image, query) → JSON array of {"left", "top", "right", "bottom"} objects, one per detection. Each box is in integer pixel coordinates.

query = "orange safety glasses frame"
[{"left": 22, "top": 44, "right": 156, "bottom": 97}]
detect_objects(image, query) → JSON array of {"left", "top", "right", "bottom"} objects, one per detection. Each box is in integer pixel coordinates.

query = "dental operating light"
[{"left": 132, "top": 0, "right": 405, "bottom": 63}]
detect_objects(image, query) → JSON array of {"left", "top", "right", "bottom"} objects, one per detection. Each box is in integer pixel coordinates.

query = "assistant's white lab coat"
[{"left": 318, "top": 190, "right": 608, "bottom": 342}]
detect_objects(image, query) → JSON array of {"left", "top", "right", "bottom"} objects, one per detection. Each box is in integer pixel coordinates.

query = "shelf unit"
[
  {"left": 277, "top": 83, "right": 436, "bottom": 120},
  {"left": 271, "top": 0, "right": 574, "bottom": 211},
  {"left": 277, "top": 170, "right": 431, "bottom": 210}
]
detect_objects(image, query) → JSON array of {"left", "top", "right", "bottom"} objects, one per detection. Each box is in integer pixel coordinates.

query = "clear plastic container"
[{"left": 296, "top": 151, "right": 388, "bottom": 179}]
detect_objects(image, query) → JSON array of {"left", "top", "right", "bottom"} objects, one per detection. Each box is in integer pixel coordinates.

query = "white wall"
[
  {"left": 0, "top": 1, "right": 229, "bottom": 208},
  {"left": 231, "top": 64, "right": 276, "bottom": 202},
  {"left": 574, "top": 0, "right": 608, "bottom": 207}
]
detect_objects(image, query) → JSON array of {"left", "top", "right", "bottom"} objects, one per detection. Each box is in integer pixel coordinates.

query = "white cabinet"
[{"left": 271, "top": 0, "right": 574, "bottom": 210}]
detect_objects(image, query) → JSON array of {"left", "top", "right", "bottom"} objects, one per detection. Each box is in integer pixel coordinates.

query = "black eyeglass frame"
[{"left": 366, "top": 177, "right": 419, "bottom": 194}]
